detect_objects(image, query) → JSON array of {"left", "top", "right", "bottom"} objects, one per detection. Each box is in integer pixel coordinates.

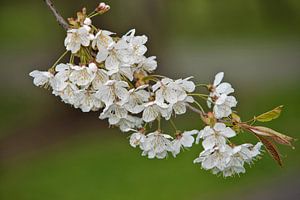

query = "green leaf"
[{"left": 255, "top": 105, "right": 284, "bottom": 122}]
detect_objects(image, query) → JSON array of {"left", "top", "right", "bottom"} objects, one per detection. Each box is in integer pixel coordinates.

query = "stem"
[
  {"left": 143, "top": 122, "right": 148, "bottom": 129},
  {"left": 185, "top": 103, "right": 204, "bottom": 116},
  {"left": 49, "top": 50, "right": 68, "bottom": 71},
  {"left": 44, "top": 0, "right": 69, "bottom": 30},
  {"left": 69, "top": 54, "right": 74, "bottom": 64},
  {"left": 157, "top": 117, "right": 161, "bottom": 131},
  {"left": 88, "top": 12, "right": 101, "bottom": 18},
  {"left": 195, "top": 83, "right": 208, "bottom": 87},
  {"left": 188, "top": 93, "right": 209, "bottom": 97},
  {"left": 87, "top": 11, "right": 97, "bottom": 18},
  {"left": 151, "top": 74, "right": 167, "bottom": 78},
  {"left": 169, "top": 119, "right": 178, "bottom": 132},
  {"left": 193, "top": 101, "right": 205, "bottom": 113}
]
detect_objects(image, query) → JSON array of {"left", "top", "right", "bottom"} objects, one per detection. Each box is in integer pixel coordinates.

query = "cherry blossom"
[
  {"left": 30, "top": 2, "right": 294, "bottom": 178},
  {"left": 29, "top": 70, "right": 53, "bottom": 86},
  {"left": 64, "top": 26, "right": 94, "bottom": 53}
]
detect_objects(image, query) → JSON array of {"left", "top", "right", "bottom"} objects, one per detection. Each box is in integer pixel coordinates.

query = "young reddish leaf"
[
  {"left": 250, "top": 126, "right": 294, "bottom": 147},
  {"left": 256, "top": 134, "right": 282, "bottom": 166},
  {"left": 255, "top": 105, "right": 283, "bottom": 122}
]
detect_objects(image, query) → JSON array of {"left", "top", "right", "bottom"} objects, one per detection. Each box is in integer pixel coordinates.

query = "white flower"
[
  {"left": 232, "top": 142, "right": 262, "bottom": 164},
  {"left": 137, "top": 56, "right": 157, "bottom": 73},
  {"left": 215, "top": 155, "right": 245, "bottom": 177},
  {"left": 100, "top": 30, "right": 148, "bottom": 81},
  {"left": 171, "top": 96, "right": 194, "bottom": 115},
  {"left": 124, "top": 85, "right": 150, "bottom": 114},
  {"left": 50, "top": 63, "right": 72, "bottom": 91},
  {"left": 95, "top": 80, "right": 129, "bottom": 107},
  {"left": 69, "top": 63, "right": 97, "bottom": 86},
  {"left": 174, "top": 77, "right": 196, "bottom": 93},
  {"left": 153, "top": 78, "right": 187, "bottom": 105},
  {"left": 142, "top": 101, "right": 170, "bottom": 123},
  {"left": 29, "top": 70, "right": 53, "bottom": 86},
  {"left": 211, "top": 72, "right": 234, "bottom": 96},
  {"left": 140, "top": 131, "right": 173, "bottom": 159},
  {"left": 92, "top": 30, "right": 115, "bottom": 63},
  {"left": 208, "top": 72, "right": 237, "bottom": 118},
  {"left": 99, "top": 103, "right": 128, "bottom": 125},
  {"left": 64, "top": 26, "right": 94, "bottom": 53},
  {"left": 213, "top": 95, "right": 237, "bottom": 119},
  {"left": 219, "top": 142, "right": 263, "bottom": 177},
  {"left": 115, "top": 115, "right": 143, "bottom": 132},
  {"left": 172, "top": 130, "right": 198, "bottom": 157},
  {"left": 121, "top": 29, "right": 148, "bottom": 63},
  {"left": 91, "top": 68, "right": 109, "bottom": 90},
  {"left": 77, "top": 91, "right": 103, "bottom": 112},
  {"left": 53, "top": 82, "right": 80, "bottom": 105},
  {"left": 194, "top": 141, "right": 262, "bottom": 177},
  {"left": 129, "top": 131, "right": 146, "bottom": 148},
  {"left": 104, "top": 46, "right": 134, "bottom": 81},
  {"left": 196, "top": 123, "right": 236, "bottom": 151},
  {"left": 193, "top": 145, "right": 233, "bottom": 171}
]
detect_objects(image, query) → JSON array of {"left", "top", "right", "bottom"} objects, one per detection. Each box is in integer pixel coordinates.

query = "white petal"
[
  {"left": 172, "top": 102, "right": 186, "bottom": 115},
  {"left": 96, "top": 47, "right": 109, "bottom": 62},
  {"left": 105, "top": 55, "right": 119, "bottom": 71},
  {"left": 213, "top": 72, "right": 224, "bottom": 86},
  {"left": 215, "top": 94, "right": 227, "bottom": 105},
  {"left": 214, "top": 123, "right": 226, "bottom": 132},
  {"left": 202, "top": 136, "right": 216, "bottom": 150},
  {"left": 181, "top": 135, "right": 195, "bottom": 147},
  {"left": 142, "top": 106, "right": 159, "bottom": 122},
  {"left": 220, "top": 127, "right": 236, "bottom": 138},
  {"left": 216, "top": 82, "right": 234, "bottom": 95}
]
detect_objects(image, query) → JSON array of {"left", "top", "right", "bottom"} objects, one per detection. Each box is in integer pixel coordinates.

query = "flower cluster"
[
  {"left": 30, "top": 15, "right": 196, "bottom": 133},
  {"left": 194, "top": 123, "right": 262, "bottom": 177},
  {"left": 130, "top": 129, "right": 198, "bottom": 159},
  {"left": 30, "top": 3, "right": 294, "bottom": 178}
]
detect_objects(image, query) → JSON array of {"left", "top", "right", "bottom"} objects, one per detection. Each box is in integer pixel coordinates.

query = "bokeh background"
[{"left": 1, "top": 0, "right": 300, "bottom": 199}]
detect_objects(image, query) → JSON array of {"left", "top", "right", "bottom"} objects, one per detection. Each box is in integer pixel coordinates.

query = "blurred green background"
[{"left": 1, "top": 0, "right": 300, "bottom": 199}]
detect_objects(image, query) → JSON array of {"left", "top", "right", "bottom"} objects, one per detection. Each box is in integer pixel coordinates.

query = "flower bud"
[{"left": 96, "top": 2, "right": 110, "bottom": 14}]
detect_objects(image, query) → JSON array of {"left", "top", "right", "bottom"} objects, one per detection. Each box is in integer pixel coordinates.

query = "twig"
[{"left": 44, "top": 0, "right": 69, "bottom": 30}]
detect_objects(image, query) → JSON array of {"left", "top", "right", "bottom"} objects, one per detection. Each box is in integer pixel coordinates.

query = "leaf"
[
  {"left": 250, "top": 126, "right": 294, "bottom": 147},
  {"left": 256, "top": 134, "right": 282, "bottom": 166},
  {"left": 255, "top": 105, "right": 283, "bottom": 122}
]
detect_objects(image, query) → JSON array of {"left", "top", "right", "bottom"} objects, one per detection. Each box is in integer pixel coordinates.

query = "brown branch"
[{"left": 44, "top": 0, "right": 69, "bottom": 30}]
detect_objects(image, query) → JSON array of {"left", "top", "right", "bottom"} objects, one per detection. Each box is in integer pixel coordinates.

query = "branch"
[{"left": 44, "top": 0, "right": 69, "bottom": 30}]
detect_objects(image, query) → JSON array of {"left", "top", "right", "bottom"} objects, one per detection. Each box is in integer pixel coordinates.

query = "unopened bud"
[
  {"left": 99, "top": 3, "right": 106, "bottom": 9},
  {"left": 96, "top": 2, "right": 110, "bottom": 13}
]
